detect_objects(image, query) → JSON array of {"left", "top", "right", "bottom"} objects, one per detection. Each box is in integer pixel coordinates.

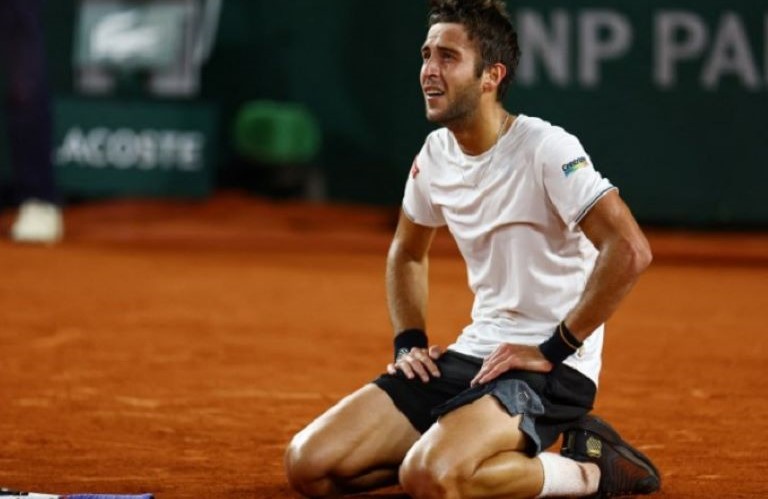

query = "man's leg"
[
  {"left": 1, "top": 0, "right": 57, "bottom": 204},
  {"left": 285, "top": 383, "right": 420, "bottom": 498},
  {"left": 399, "top": 394, "right": 599, "bottom": 499},
  {"left": 0, "top": 0, "right": 62, "bottom": 243}
]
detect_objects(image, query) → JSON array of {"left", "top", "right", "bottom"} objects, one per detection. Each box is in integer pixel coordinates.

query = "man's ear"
[{"left": 483, "top": 63, "right": 507, "bottom": 92}]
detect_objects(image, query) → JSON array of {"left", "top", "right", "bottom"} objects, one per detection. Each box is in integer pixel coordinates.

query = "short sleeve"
[
  {"left": 539, "top": 131, "right": 616, "bottom": 230},
  {"left": 402, "top": 140, "right": 446, "bottom": 227}
]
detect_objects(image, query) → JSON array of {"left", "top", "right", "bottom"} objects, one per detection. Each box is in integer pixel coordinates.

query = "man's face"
[{"left": 420, "top": 23, "right": 484, "bottom": 125}]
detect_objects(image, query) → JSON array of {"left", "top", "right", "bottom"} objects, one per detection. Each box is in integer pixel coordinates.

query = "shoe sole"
[{"left": 570, "top": 415, "right": 661, "bottom": 495}]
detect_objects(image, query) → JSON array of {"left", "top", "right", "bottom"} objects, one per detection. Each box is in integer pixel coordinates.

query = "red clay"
[{"left": 0, "top": 192, "right": 766, "bottom": 498}]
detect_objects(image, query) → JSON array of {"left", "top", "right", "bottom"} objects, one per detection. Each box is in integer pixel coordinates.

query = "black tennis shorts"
[{"left": 373, "top": 349, "right": 596, "bottom": 456}]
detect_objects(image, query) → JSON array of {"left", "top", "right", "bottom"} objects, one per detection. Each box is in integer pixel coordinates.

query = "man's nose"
[{"left": 422, "top": 58, "right": 439, "bottom": 78}]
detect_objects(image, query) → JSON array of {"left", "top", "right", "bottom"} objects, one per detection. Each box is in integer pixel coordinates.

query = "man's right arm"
[
  {"left": 386, "top": 210, "right": 436, "bottom": 332},
  {"left": 385, "top": 210, "right": 441, "bottom": 382}
]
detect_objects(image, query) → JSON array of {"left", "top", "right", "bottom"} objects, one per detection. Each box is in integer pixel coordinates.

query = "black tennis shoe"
[{"left": 561, "top": 415, "right": 661, "bottom": 498}]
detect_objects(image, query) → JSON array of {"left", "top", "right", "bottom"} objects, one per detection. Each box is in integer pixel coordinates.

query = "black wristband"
[
  {"left": 538, "top": 322, "right": 583, "bottom": 365},
  {"left": 394, "top": 328, "right": 428, "bottom": 361}
]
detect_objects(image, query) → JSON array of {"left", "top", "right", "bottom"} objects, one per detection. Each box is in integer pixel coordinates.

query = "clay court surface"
[{"left": 0, "top": 192, "right": 766, "bottom": 498}]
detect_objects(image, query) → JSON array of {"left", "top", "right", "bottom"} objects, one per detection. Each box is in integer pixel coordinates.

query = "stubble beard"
[{"left": 426, "top": 80, "right": 482, "bottom": 128}]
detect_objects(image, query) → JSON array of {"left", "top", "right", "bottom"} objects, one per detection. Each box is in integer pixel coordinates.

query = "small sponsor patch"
[
  {"left": 561, "top": 156, "right": 589, "bottom": 177},
  {"left": 586, "top": 435, "right": 602, "bottom": 458}
]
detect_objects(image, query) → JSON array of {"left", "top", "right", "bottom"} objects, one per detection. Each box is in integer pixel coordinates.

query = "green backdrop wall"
[{"left": 23, "top": 1, "right": 768, "bottom": 226}]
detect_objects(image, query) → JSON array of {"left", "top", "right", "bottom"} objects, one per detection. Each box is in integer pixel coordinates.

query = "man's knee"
[
  {"left": 399, "top": 445, "right": 466, "bottom": 499},
  {"left": 399, "top": 436, "right": 535, "bottom": 499},
  {"left": 284, "top": 431, "right": 337, "bottom": 498}
]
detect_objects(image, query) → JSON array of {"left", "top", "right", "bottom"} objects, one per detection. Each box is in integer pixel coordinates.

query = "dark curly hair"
[{"left": 428, "top": 0, "right": 520, "bottom": 101}]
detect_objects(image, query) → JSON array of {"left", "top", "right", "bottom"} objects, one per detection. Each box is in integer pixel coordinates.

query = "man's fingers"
[
  {"left": 470, "top": 344, "right": 554, "bottom": 386},
  {"left": 409, "top": 359, "right": 431, "bottom": 382},
  {"left": 411, "top": 350, "right": 440, "bottom": 378},
  {"left": 477, "top": 365, "right": 502, "bottom": 384},
  {"left": 389, "top": 347, "right": 443, "bottom": 382},
  {"left": 470, "top": 364, "right": 490, "bottom": 386},
  {"left": 472, "top": 356, "right": 515, "bottom": 386},
  {"left": 398, "top": 361, "right": 415, "bottom": 379},
  {"left": 396, "top": 352, "right": 426, "bottom": 381},
  {"left": 422, "top": 357, "right": 441, "bottom": 378},
  {"left": 474, "top": 363, "right": 506, "bottom": 385}
]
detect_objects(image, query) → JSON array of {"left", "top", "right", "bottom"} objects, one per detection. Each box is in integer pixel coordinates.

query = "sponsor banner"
[
  {"left": 54, "top": 98, "right": 216, "bottom": 198},
  {"left": 36, "top": 2, "right": 768, "bottom": 223},
  {"left": 514, "top": 6, "right": 768, "bottom": 92},
  {"left": 507, "top": 2, "right": 768, "bottom": 225},
  {"left": 75, "top": 1, "right": 188, "bottom": 70}
]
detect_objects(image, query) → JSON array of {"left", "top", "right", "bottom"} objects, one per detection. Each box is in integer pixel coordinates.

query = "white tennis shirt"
[{"left": 402, "top": 114, "right": 616, "bottom": 384}]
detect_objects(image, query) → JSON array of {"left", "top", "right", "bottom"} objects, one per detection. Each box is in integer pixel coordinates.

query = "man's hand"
[
  {"left": 470, "top": 343, "right": 553, "bottom": 386},
  {"left": 387, "top": 345, "right": 444, "bottom": 382}
]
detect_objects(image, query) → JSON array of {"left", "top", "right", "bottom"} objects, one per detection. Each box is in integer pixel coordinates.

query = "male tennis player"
[{"left": 285, "top": 1, "right": 660, "bottom": 497}]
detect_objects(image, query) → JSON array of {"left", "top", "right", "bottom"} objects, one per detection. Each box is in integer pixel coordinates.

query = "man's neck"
[{"left": 448, "top": 105, "right": 512, "bottom": 156}]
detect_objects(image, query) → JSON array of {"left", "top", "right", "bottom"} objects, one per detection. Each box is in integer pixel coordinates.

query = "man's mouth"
[{"left": 423, "top": 87, "right": 445, "bottom": 98}]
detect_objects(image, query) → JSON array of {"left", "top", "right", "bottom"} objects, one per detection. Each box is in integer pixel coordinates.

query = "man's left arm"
[
  {"left": 563, "top": 188, "right": 652, "bottom": 341},
  {"left": 471, "top": 189, "right": 651, "bottom": 385}
]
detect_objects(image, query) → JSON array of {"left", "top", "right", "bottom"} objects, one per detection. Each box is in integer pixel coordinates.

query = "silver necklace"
[{"left": 461, "top": 112, "right": 510, "bottom": 187}]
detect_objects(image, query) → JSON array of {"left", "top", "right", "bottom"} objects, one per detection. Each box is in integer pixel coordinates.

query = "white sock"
[{"left": 536, "top": 451, "right": 600, "bottom": 497}]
